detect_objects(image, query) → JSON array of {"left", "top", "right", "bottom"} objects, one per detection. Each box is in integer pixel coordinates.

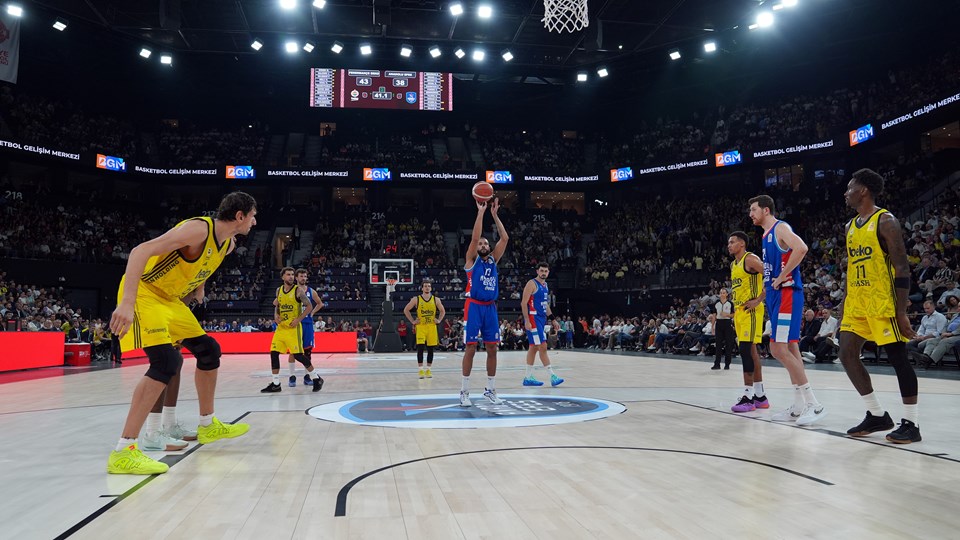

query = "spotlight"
[
  {"left": 331, "top": 41, "right": 344, "bottom": 54},
  {"left": 279, "top": 0, "right": 297, "bottom": 10},
  {"left": 577, "top": 72, "right": 587, "bottom": 82},
  {"left": 703, "top": 41, "right": 716, "bottom": 53},
  {"left": 669, "top": 50, "right": 681, "bottom": 60},
  {"left": 748, "top": 23, "right": 759, "bottom": 30},
  {"left": 160, "top": 54, "right": 172, "bottom": 65},
  {"left": 400, "top": 44, "right": 413, "bottom": 57},
  {"left": 250, "top": 39, "right": 263, "bottom": 51},
  {"left": 501, "top": 49, "right": 513, "bottom": 62},
  {"left": 139, "top": 48, "right": 153, "bottom": 59},
  {"left": 360, "top": 44, "right": 372, "bottom": 55},
  {"left": 449, "top": 2, "right": 464, "bottom": 16},
  {"left": 472, "top": 49, "right": 485, "bottom": 61},
  {"left": 618, "top": 44, "right": 623, "bottom": 50},
  {"left": 756, "top": 12, "right": 774, "bottom": 28},
  {"left": 596, "top": 66, "right": 609, "bottom": 77},
  {"left": 303, "top": 41, "right": 315, "bottom": 52},
  {"left": 772, "top": 3, "right": 785, "bottom": 10},
  {"left": 52, "top": 18, "right": 68, "bottom": 31},
  {"left": 7, "top": 4, "right": 22, "bottom": 17},
  {"left": 285, "top": 40, "right": 299, "bottom": 53},
  {"left": 313, "top": 0, "right": 326, "bottom": 7},
  {"left": 429, "top": 45, "right": 442, "bottom": 58},
  {"left": 478, "top": 5, "right": 493, "bottom": 18},
  {"left": 454, "top": 48, "right": 466, "bottom": 59}
]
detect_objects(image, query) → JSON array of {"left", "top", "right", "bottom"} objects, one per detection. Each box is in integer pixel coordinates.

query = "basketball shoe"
[
  {"left": 260, "top": 382, "right": 281, "bottom": 393},
  {"left": 425, "top": 368, "right": 432, "bottom": 378},
  {"left": 419, "top": 368, "right": 425, "bottom": 379},
  {"left": 288, "top": 375, "right": 297, "bottom": 387},
  {"left": 753, "top": 395, "right": 770, "bottom": 409},
  {"left": 847, "top": 411, "right": 894, "bottom": 437},
  {"left": 459, "top": 391, "right": 471, "bottom": 407},
  {"left": 550, "top": 375, "right": 564, "bottom": 387},
  {"left": 107, "top": 443, "right": 169, "bottom": 475},
  {"left": 886, "top": 419, "right": 921, "bottom": 444},
  {"left": 167, "top": 422, "right": 198, "bottom": 442},
  {"left": 771, "top": 405, "right": 802, "bottom": 422},
  {"left": 796, "top": 403, "right": 827, "bottom": 426},
  {"left": 731, "top": 395, "right": 755, "bottom": 413},
  {"left": 197, "top": 417, "right": 250, "bottom": 444},
  {"left": 523, "top": 377, "right": 544, "bottom": 387},
  {"left": 483, "top": 388, "right": 502, "bottom": 404}
]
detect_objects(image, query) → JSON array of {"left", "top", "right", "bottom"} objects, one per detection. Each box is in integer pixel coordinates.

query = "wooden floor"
[{"left": 3, "top": 350, "right": 960, "bottom": 539}]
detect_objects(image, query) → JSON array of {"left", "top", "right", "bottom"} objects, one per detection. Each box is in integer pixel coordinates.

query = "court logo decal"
[{"left": 307, "top": 394, "right": 626, "bottom": 428}]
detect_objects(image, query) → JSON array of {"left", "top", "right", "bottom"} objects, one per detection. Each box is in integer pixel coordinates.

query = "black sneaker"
[
  {"left": 260, "top": 382, "right": 282, "bottom": 393},
  {"left": 723, "top": 364, "right": 730, "bottom": 370},
  {"left": 304, "top": 374, "right": 311, "bottom": 386},
  {"left": 886, "top": 419, "right": 922, "bottom": 444},
  {"left": 711, "top": 363, "right": 721, "bottom": 370},
  {"left": 847, "top": 411, "right": 894, "bottom": 437},
  {"left": 288, "top": 375, "right": 297, "bottom": 388},
  {"left": 312, "top": 376, "right": 324, "bottom": 392}
]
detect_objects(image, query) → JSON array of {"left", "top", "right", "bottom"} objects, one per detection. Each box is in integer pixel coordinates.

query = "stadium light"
[
  {"left": 449, "top": 2, "right": 464, "bottom": 16},
  {"left": 7, "top": 4, "right": 23, "bottom": 17},
  {"left": 704, "top": 41, "right": 717, "bottom": 53},
  {"left": 331, "top": 41, "right": 344, "bottom": 54},
  {"left": 303, "top": 41, "right": 315, "bottom": 53},
  {"left": 429, "top": 45, "right": 442, "bottom": 58},
  {"left": 52, "top": 18, "right": 68, "bottom": 31},
  {"left": 360, "top": 43, "right": 372, "bottom": 55},
  {"left": 748, "top": 23, "right": 759, "bottom": 30},
  {"left": 576, "top": 72, "right": 588, "bottom": 82},
  {"left": 285, "top": 40, "right": 299, "bottom": 53},
  {"left": 756, "top": 12, "right": 774, "bottom": 28},
  {"left": 669, "top": 49, "right": 681, "bottom": 60},
  {"left": 139, "top": 48, "right": 153, "bottom": 59},
  {"left": 454, "top": 47, "right": 466, "bottom": 59},
  {"left": 472, "top": 49, "right": 485, "bottom": 62},
  {"left": 250, "top": 39, "right": 263, "bottom": 51},
  {"left": 400, "top": 44, "right": 413, "bottom": 57},
  {"left": 478, "top": 5, "right": 493, "bottom": 19},
  {"left": 596, "top": 66, "right": 609, "bottom": 78},
  {"left": 279, "top": 0, "right": 297, "bottom": 10},
  {"left": 160, "top": 54, "right": 172, "bottom": 65},
  {"left": 501, "top": 49, "right": 514, "bottom": 62},
  {"left": 312, "top": 0, "right": 326, "bottom": 8}
]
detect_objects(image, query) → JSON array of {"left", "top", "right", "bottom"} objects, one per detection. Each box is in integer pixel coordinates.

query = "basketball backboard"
[{"left": 369, "top": 259, "right": 415, "bottom": 286}]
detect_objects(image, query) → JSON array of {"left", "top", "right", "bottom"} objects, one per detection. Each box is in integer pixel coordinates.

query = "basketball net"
[
  {"left": 542, "top": 0, "right": 589, "bottom": 34},
  {"left": 386, "top": 279, "right": 397, "bottom": 301}
]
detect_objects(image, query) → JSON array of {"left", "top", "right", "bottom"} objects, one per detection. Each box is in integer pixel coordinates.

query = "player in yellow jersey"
[
  {"left": 839, "top": 168, "right": 921, "bottom": 443},
  {"left": 727, "top": 231, "right": 770, "bottom": 413},
  {"left": 404, "top": 279, "right": 446, "bottom": 378},
  {"left": 261, "top": 267, "right": 324, "bottom": 393},
  {"left": 107, "top": 192, "right": 256, "bottom": 475}
]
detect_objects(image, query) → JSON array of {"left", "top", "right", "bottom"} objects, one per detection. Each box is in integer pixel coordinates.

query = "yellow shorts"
[
  {"left": 271, "top": 324, "right": 304, "bottom": 354},
  {"left": 840, "top": 315, "right": 907, "bottom": 346},
  {"left": 119, "top": 284, "right": 204, "bottom": 352},
  {"left": 733, "top": 309, "right": 764, "bottom": 344},
  {"left": 416, "top": 324, "right": 439, "bottom": 347}
]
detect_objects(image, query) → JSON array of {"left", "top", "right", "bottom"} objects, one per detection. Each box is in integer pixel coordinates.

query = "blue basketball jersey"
[
  {"left": 527, "top": 279, "right": 549, "bottom": 321},
  {"left": 465, "top": 256, "right": 498, "bottom": 302},
  {"left": 302, "top": 286, "right": 316, "bottom": 324},
  {"left": 761, "top": 220, "right": 803, "bottom": 292}
]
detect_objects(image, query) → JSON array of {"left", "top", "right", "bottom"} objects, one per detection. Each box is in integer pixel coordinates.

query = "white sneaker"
[
  {"left": 771, "top": 405, "right": 802, "bottom": 422},
  {"left": 801, "top": 352, "right": 816, "bottom": 363},
  {"left": 141, "top": 430, "right": 188, "bottom": 451},
  {"left": 459, "top": 391, "right": 471, "bottom": 407},
  {"left": 796, "top": 403, "right": 827, "bottom": 426},
  {"left": 166, "top": 422, "right": 198, "bottom": 441},
  {"left": 483, "top": 388, "right": 502, "bottom": 405}
]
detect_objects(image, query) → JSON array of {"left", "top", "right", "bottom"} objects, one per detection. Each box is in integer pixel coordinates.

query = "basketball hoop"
[
  {"left": 542, "top": 0, "right": 589, "bottom": 34},
  {"left": 386, "top": 278, "right": 398, "bottom": 300}
]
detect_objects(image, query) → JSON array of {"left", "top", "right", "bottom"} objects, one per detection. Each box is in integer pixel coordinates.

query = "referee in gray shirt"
[{"left": 714, "top": 288, "right": 735, "bottom": 369}]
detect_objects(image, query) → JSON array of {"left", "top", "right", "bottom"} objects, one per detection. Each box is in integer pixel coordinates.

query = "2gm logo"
[
  {"left": 610, "top": 167, "right": 633, "bottom": 182},
  {"left": 849, "top": 124, "right": 874, "bottom": 146},
  {"left": 715, "top": 150, "right": 742, "bottom": 167},
  {"left": 96, "top": 154, "right": 126, "bottom": 172},
  {"left": 486, "top": 170, "right": 513, "bottom": 184},
  {"left": 226, "top": 165, "right": 256, "bottom": 179},
  {"left": 363, "top": 167, "right": 392, "bottom": 181}
]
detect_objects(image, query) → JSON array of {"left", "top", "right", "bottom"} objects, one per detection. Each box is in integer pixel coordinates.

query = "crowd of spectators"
[{"left": 156, "top": 123, "right": 267, "bottom": 167}]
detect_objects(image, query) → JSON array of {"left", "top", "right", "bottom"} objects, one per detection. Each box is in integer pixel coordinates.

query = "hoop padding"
[{"left": 542, "top": 0, "right": 589, "bottom": 34}]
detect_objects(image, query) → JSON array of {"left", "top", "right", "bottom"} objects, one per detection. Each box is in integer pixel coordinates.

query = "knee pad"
[
  {"left": 885, "top": 342, "right": 918, "bottom": 398},
  {"left": 182, "top": 335, "right": 221, "bottom": 371},
  {"left": 270, "top": 350, "right": 281, "bottom": 370},
  {"left": 144, "top": 344, "right": 183, "bottom": 384},
  {"left": 738, "top": 342, "right": 755, "bottom": 373}
]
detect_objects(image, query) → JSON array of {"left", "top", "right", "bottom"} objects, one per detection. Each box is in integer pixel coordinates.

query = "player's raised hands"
[{"left": 476, "top": 199, "right": 487, "bottom": 212}]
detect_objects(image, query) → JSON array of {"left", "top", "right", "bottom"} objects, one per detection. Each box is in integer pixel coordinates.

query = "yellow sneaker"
[
  {"left": 418, "top": 368, "right": 425, "bottom": 379},
  {"left": 425, "top": 368, "right": 432, "bottom": 379},
  {"left": 107, "top": 443, "right": 169, "bottom": 475},
  {"left": 197, "top": 417, "right": 250, "bottom": 444}
]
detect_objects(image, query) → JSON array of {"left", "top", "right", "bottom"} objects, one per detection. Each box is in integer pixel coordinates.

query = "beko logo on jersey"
[
  {"left": 715, "top": 151, "right": 742, "bottom": 167},
  {"left": 848, "top": 246, "right": 873, "bottom": 257},
  {"left": 96, "top": 154, "right": 127, "bottom": 172},
  {"left": 610, "top": 167, "right": 634, "bottom": 182},
  {"left": 363, "top": 168, "right": 392, "bottom": 181},
  {"left": 849, "top": 124, "right": 875, "bottom": 146},
  {"left": 486, "top": 170, "right": 514, "bottom": 184},
  {"left": 226, "top": 165, "right": 256, "bottom": 179}
]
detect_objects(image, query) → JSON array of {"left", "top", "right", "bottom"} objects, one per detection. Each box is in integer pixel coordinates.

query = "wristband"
[{"left": 893, "top": 277, "right": 910, "bottom": 289}]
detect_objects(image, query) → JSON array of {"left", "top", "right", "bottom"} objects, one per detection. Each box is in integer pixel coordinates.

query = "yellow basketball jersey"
[
  {"left": 731, "top": 253, "right": 764, "bottom": 313},
  {"left": 417, "top": 295, "right": 437, "bottom": 322},
  {"left": 276, "top": 284, "right": 302, "bottom": 324},
  {"left": 845, "top": 209, "right": 896, "bottom": 318},
  {"left": 136, "top": 216, "right": 232, "bottom": 300}
]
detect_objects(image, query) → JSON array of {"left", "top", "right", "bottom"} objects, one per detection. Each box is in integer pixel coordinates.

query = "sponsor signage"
[
  {"left": 849, "top": 124, "right": 875, "bottom": 146},
  {"left": 715, "top": 150, "right": 742, "bottom": 167},
  {"left": 96, "top": 153, "right": 127, "bottom": 172},
  {"left": 485, "top": 170, "right": 514, "bottom": 184},
  {"left": 363, "top": 167, "right": 392, "bottom": 181},
  {"left": 752, "top": 139, "right": 836, "bottom": 159},
  {"left": 396, "top": 171, "right": 480, "bottom": 181},
  {"left": 265, "top": 169, "right": 350, "bottom": 178},
  {"left": 881, "top": 91, "right": 960, "bottom": 131},
  {"left": 225, "top": 165, "right": 256, "bottom": 179},
  {"left": 610, "top": 167, "right": 634, "bottom": 182},
  {"left": 633, "top": 159, "right": 710, "bottom": 176},
  {"left": 134, "top": 166, "right": 218, "bottom": 175},
  {"left": 523, "top": 174, "right": 600, "bottom": 183},
  {"left": 0, "top": 138, "right": 80, "bottom": 161}
]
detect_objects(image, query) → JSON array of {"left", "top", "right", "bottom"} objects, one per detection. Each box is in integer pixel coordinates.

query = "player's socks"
[
  {"left": 145, "top": 412, "right": 161, "bottom": 435},
  {"left": 799, "top": 383, "right": 820, "bottom": 407},
  {"left": 116, "top": 437, "right": 138, "bottom": 452},
  {"left": 461, "top": 376, "right": 469, "bottom": 392},
  {"left": 486, "top": 377, "right": 496, "bottom": 391},
  {"left": 272, "top": 374, "right": 281, "bottom": 386},
  {"left": 199, "top": 413, "right": 214, "bottom": 427},
  {"left": 903, "top": 404, "right": 919, "bottom": 425},
  {"left": 525, "top": 365, "right": 534, "bottom": 378},
  {"left": 744, "top": 386, "right": 755, "bottom": 400},
  {"left": 287, "top": 362, "right": 295, "bottom": 376},
  {"left": 861, "top": 392, "right": 885, "bottom": 416},
  {"left": 754, "top": 381, "right": 765, "bottom": 396}
]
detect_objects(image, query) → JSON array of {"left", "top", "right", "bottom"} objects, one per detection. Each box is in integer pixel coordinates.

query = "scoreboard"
[{"left": 310, "top": 68, "right": 453, "bottom": 111}]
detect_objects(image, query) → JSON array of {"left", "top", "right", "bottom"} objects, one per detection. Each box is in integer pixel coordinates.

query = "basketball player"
[
  {"left": 460, "top": 197, "right": 509, "bottom": 407},
  {"left": 403, "top": 279, "right": 446, "bottom": 378},
  {"left": 261, "top": 267, "right": 323, "bottom": 393},
  {"left": 839, "top": 169, "right": 921, "bottom": 443},
  {"left": 521, "top": 262, "right": 564, "bottom": 387},
  {"left": 287, "top": 268, "right": 323, "bottom": 387},
  {"left": 727, "top": 231, "right": 769, "bottom": 412},
  {"left": 108, "top": 192, "right": 255, "bottom": 475},
  {"left": 749, "top": 195, "right": 826, "bottom": 425}
]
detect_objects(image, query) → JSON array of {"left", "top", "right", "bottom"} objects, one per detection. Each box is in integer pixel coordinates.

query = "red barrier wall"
[
  {"left": 123, "top": 331, "right": 358, "bottom": 358},
  {"left": 0, "top": 333, "right": 66, "bottom": 372}
]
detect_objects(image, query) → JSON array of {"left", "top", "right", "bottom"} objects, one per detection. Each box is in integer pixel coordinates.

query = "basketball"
[{"left": 472, "top": 181, "right": 495, "bottom": 203}]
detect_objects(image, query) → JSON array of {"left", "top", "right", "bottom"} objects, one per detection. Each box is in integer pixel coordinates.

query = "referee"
[{"left": 713, "top": 288, "right": 735, "bottom": 370}]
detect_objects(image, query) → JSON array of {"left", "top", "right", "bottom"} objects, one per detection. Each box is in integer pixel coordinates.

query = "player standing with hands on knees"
[{"left": 521, "top": 262, "right": 564, "bottom": 387}]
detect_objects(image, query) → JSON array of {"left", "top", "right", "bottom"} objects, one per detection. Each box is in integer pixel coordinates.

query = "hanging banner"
[{"left": 0, "top": 13, "right": 20, "bottom": 84}]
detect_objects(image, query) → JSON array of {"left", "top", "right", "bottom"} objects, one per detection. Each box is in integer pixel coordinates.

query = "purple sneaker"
[
  {"left": 731, "top": 395, "right": 756, "bottom": 413},
  {"left": 753, "top": 395, "right": 770, "bottom": 409}
]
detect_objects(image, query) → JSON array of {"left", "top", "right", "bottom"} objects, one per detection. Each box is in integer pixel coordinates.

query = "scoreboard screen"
[{"left": 310, "top": 68, "right": 454, "bottom": 111}]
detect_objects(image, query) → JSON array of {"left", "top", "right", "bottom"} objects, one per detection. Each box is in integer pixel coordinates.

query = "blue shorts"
[
  {"left": 464, "top": 301, "right": 500, "bottom": 344},
  {"left": 765, "top": 287, "right": 803, "bottom": 343},
  {"left": 526, "top": 318, "right": 547, "bottom": 346},
  {"left": 301, "top": 321, "right": 315, "bottom": 349}
]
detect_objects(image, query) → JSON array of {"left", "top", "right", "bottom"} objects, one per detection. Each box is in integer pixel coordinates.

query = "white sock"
[
  {"left": 525, "top": 365, "right": 534, "bottom": 378},
  {"left": 487, "top": 377, "right": 496, "bottom": 391},
  {"left": 272, "top": 374, "right": 280, "bottom": 385},
  {"left": 461, "top": 376, "right": 469, "bottom": 392},
  {"left": 308, "top": 369, "right": 320, "bottom": 380},
  {"left": 161, "top": 406, "right": 177, "bottom": 431},
  {"left": 287, "top": 362, "right": 296, "bottom": 375},
  {"left": 861, "top": 392, "right": 884, "bottom": 416},
  {"left": 793, "top": 385, "right": 805, "bottom": 410},
  {"left": 800, "top": 383, "right": 820, "bottom": 407},
  {"left": 116, "top": 437, "right": 138, "bottom": 452},
  {"left": 199, "top": 413, "right": 214, "bottom": 427},
  {"left": 145, "top": 412, "right": 161, "bottom": 435},
  {"left": 754, "top": 381, "right": 765, "bottom": 397},
  {"left": 744, "top": 386, "right": 755, "bottom": 399},
  {"left": 902, "top": 404, "right": 919, "bottom": 425},
  {"left": 545, "top": 364, "right": 555, "bottom": 376}
]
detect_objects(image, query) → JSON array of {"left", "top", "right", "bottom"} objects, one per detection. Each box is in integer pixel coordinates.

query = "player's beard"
[{"left": 477, "top": 247, "right": 490, "bottom": 257}]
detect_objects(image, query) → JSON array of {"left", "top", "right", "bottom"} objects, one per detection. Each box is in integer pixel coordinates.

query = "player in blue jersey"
[
  {"left": 749, "top": 195, "right": 826, "bottom": 425},
  {"left": 460, "top": 197, "right": 509, "bottom": 407},
  {"left": 287, "top": 268, "right": 324, "bottom": 387},
  {"left": 520, "top": 262, "right": 564, "bottom": 387}
]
